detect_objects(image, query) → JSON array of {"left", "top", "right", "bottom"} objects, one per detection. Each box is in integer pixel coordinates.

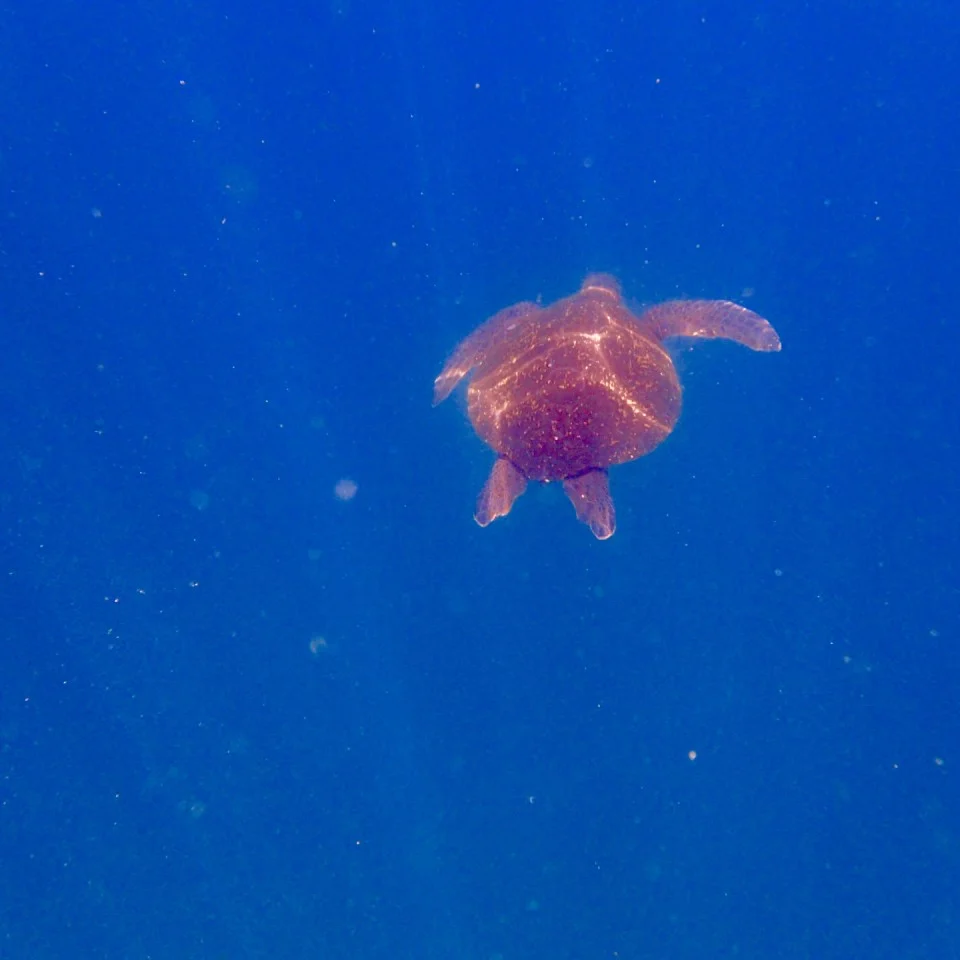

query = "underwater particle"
[
  {"left": 333, "top": 477, "right": 358, "bottom": 501},
  {"left": 178, "top": 798, "right": 207, "bottom": 819},
  {"left": 189, "top": 489, "right": 210, "bottom": 511},
  {"left": 309, "top": 635, "right": 328, "bottom": 656}
]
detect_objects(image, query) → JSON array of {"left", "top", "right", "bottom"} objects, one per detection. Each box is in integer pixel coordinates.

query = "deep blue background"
[{"left": 1, "top": 2, "right": 958, "bottom": 958}]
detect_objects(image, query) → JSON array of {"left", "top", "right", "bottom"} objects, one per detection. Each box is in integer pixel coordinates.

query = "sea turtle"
[{"left": 434, "top": 273, "right": 781, "bottom": 539}]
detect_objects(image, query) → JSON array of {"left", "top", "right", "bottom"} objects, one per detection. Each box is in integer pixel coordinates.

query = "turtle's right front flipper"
[{"left": 642, "top": 300, "right": 781, "bottom": 352}]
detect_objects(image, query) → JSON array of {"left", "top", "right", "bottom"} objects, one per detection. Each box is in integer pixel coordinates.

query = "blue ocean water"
[{"left": 1, "top": 2, "right": 958, "bottom": 957}]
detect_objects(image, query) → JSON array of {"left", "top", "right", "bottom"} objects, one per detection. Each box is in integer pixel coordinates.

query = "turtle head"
[{"left": 580, "top": 273, "right": 622, "bottom": 300}]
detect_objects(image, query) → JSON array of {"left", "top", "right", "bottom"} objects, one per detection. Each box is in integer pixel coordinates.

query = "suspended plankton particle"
[
  {"left": 189, "top": 489, "right": 210, "bottom": 511},
  {"left": 333, "top": 478, "right": 358, "bottom": 501}
]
